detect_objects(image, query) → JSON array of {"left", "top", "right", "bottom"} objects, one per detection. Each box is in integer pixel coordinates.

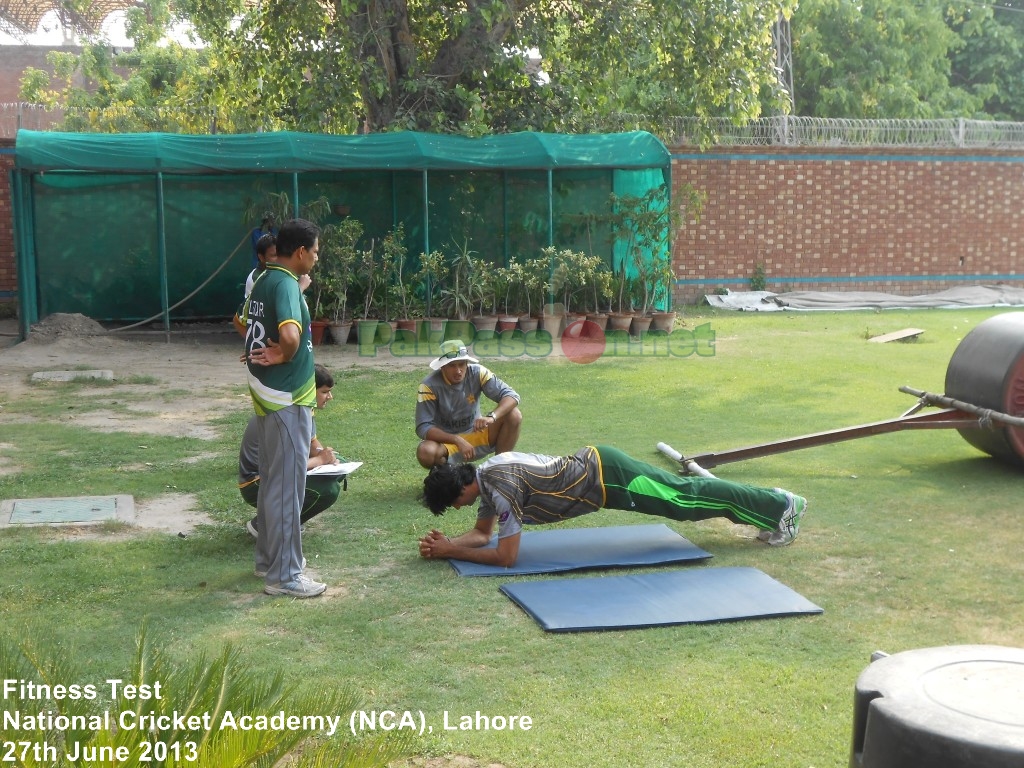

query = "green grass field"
[{"left": 1, "top": 307, "right": 1022, "bottom": 768}]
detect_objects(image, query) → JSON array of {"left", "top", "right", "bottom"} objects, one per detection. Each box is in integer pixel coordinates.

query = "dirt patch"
[
  {"left": 395, "top": 758, "right": 508, "bottom": 768},
  {"left": 0, "top": 314, "right": 527, "bottom": 439},
  {"left": 29, "top": 312, "right": 107, "bottom": 340},
  {"left": 38, "top": 493, "right": 214, "bottom": 541},
  {"left": 1, "top": 333, "right": 243, "bottom": 396},
  {"left": 0, "top": 318, "right": 251, "bottom": 439},
  {"left": 66, "top": 409, "right": 226, "bottom": 440},
  {"left": 133, "top": 493, "right": 214, "bottom": 534},
  {"left": 0, "top": 442, "right": 20, "bottom": 476}
]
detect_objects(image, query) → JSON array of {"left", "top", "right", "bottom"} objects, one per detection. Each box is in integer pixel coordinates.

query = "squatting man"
[
  {"left": 415, "top": 339, "right": 522, "bottom": 468},
  {"left": 238, "top": 363, "right": 344, "bottom": 537},
  {"left": 418, "top": 446, "right": 807, "bottom": 567}
]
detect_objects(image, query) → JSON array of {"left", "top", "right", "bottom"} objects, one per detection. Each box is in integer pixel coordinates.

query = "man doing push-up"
[{"left": 418, "top": 446, "right": 807, "bottom": 567}]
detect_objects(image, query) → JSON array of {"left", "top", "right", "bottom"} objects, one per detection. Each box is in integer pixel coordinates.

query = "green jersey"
[{"left": 242, "top": 265, "right": 315, "bottom": 414}]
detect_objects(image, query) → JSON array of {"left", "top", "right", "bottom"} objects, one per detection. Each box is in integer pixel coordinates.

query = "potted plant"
[
  {"left": 317, "top": 218, "right": 361, "bottom": 344},
  {"left": 413, "top": 249, "right": 448, "bottom": 338},
  {"left": 607, "top": 258, "right": 634, "bottom": 332},
  {"left": 532, "top": 248, "right": 566, "bottom": 339},
  {"left": 441, "top": 240, "right": 472, "bottom": 321},
  {"left": 382, "top": 224, "right": 418, "bottom": 333},
  {"left": 440, "top": 240, "right": 479, "bottom": 342},
  {"left": 606, "top": 186, "right": 682, "bottom": 336},
  {"left": 648, "top": 252, "right": 678, "bottom": 333},
  {"left": 469, "top": 255, "right": 498, "bottom": 336},
  {"left": 354, "top": 238, "right": 383, "bottom": 346},
  {"left": 242, "top": 191, "right": 332, "bottom": 235},
  {"left": 493, "top": 260, "right": 519, "bottom": 332},
  {"left": 587, "top": 260, "right": 614, "bottom": 332},
  {"left": 547, "top": 247, "right": 595, "bottom": 337},
  {"left": 515, "top": 257, "right": 541, "bottom": 333},
  {"left": 524, "top": 250, "right": 558, "bottom": 336}
]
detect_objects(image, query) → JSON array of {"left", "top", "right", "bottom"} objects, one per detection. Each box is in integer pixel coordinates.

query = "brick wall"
[
  {"left": 670, "top": 145, "right": 1024, "bottom": 304},
  {"left": 2, "top": 143, "right": 1023, "bottom": 309}
]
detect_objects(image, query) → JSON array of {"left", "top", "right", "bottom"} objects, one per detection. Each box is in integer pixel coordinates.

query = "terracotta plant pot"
[
  {"left": 471, "top": 315, "right": 498, "bottom": 335},
  {"left": 310, "top": 319, "right": 329, "bottom": 346},
  {"left": 563, "top": 313, "right": 587, "bottom": 338},
  {"left": 518, "top": 315, "right": 539, "bottom": 333},
  {"left": 630, "top": 315, "right": 654, "bottom": 337},
  {"left": 586, "top": 313, "right": 609, "bottom": 332},
  {"left": 539, "top": 313, "right": 564, "bottom": 339},
  {"left": 391, "top": 318, "right": 417, "bottom": 343},
  {"left": 565, "top": 311, "right": 586, "bottom": 323},
  {"left": 497, "top": 315, "right": 519, "bottom": 333},
  {"left": 608, "top": 312, "right": 634, "bottom": 332},
  {"left": 327, "top": 321, "right": 352, "bottom": 345},
  {"left": 650, "top": 311, "right": 677, "bottom": 333}
]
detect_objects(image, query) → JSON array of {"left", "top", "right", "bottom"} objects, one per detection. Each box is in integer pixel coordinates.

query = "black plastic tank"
[{"left": 850, "top": 645, "right": 1024, "bottom": 768}]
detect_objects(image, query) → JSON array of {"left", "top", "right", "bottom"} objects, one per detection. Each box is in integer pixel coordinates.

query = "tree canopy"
[
  {"left": 23, "top": 0, "right": 1024, "bottom": 131},
  {"left": 21, "top": 0, "right": 795, "bottom": 134},
  {"left": 791, "top": 0, "right": 1024, "bottom": 120}
]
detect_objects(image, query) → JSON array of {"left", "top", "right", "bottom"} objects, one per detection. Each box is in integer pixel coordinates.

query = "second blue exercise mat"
[
  {"left": 448, "top": 523, "right": 712, "bottom": 576},
  {"left": 500, "top": 567, "right": 823, "bottom": 632}
]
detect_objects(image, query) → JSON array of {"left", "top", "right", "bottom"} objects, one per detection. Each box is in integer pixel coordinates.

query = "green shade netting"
[
  {"left": 13, "top": 130, "right": 670, "bottom": 322},
  {"left": 15, "top": 130, "right": 669, "bottom": 173}
]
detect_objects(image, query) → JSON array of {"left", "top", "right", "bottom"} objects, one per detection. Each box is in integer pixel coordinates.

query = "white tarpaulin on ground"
[{"left": 704, "top": 285, "right": 1024, "bottom": 311}]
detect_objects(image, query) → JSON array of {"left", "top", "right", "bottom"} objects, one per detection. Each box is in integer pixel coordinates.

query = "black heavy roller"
[{"left": 945, "top": 312, "right": 1024, "bottom": 467}]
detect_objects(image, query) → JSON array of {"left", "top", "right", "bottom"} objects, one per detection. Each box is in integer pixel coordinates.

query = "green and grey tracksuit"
[
  {"left": 475, "top": 446, "right": 789, "bottom": 539},
  {"left": 241, "top": 264, "right": 315, "bottom": 587}
]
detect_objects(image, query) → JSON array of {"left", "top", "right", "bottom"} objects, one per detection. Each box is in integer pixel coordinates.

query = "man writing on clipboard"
[{"left": 238, "top": 364, "right": 357, "bottom": 538}]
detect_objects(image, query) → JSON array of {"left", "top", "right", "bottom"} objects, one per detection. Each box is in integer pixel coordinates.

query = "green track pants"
[
  {"left": 240, "top": 474, "right": 341, "bottom": 526},
  {"left": 596, "top": 445, "right": 789, "bottom": 531}
]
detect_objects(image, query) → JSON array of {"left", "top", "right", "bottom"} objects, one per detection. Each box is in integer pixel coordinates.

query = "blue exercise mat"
[
  {"left": 448, "top": 523, "right": 712, "bottom": 577},
  {"left": 500, "top": 566, "right": 823, "bottom": 632}
]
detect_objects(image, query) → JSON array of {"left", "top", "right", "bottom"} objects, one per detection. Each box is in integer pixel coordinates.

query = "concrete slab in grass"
[{"left": 1, "top": 495, "right": 135, "bottom": 527}]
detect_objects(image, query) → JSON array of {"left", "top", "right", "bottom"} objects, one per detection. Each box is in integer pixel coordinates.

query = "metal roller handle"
[
  {"left": 900, "top": 386, "right": 1024, "bottom": 428},
  {"left": 657, "top": 442, "right": 683, "bottom": 461},
  {"left": 657, "top": 442, "right": 717, "bottom": 478}
]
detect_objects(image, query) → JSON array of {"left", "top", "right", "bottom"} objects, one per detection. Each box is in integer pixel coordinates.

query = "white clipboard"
[{"left": 307, "top": 461, "right": 362, "bottom": 477}]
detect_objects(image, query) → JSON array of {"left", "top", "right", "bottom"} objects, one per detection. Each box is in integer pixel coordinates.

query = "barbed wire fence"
[
  {"left": 6, "top": 102, "right": 1024, "bottom": 149},
  {"left": 606, "top": 114, "right": 1024, "bottom": 149}
]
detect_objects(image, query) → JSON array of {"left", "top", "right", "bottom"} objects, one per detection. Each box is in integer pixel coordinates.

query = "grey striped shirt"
[{"left": 475, "top": 447, "right": 605, "bottom": 538}]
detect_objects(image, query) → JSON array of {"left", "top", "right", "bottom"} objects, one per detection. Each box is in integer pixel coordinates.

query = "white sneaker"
[
  {"left": 758, "top": 492, "right": 807, "bottom": 547},
  {"left": 264, "top": 574, "right": 326, "bottom": 598},
  {"left": 255, "top": 556, "right": 305, "bottom": 578}
]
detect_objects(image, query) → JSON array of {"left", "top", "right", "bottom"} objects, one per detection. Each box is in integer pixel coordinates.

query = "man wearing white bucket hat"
[{"left": 415, "top": 339, "right": 523, "bottom": 468}]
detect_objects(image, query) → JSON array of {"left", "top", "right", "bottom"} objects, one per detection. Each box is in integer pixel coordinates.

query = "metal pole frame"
[{"left": 156, "top": 172, "right": 170, "bottom": 334}]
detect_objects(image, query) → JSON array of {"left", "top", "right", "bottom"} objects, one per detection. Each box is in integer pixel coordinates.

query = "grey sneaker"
[
  {"left": 264, "top": 574, "right": 326, "bottom": 598},
  {"left": 758, "top": 492, "right": 807, "bottom": 547},
  {"left": 254, "top": 556, "right": 305, "bottom": 578}
]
